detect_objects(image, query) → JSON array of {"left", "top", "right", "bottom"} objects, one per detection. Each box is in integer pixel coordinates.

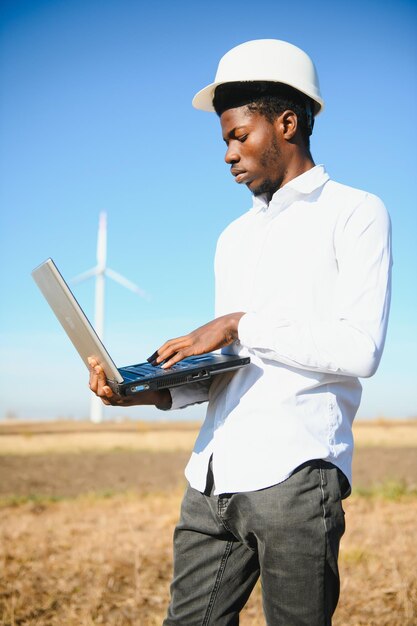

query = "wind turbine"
[{"left": 72, "top": 212, "right": 148, "bottom": 423}]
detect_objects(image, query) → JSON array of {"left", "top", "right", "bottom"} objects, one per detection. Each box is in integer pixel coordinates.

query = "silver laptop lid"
[{"left": 32, "top": 258, "right": 123, "bottom": 384}]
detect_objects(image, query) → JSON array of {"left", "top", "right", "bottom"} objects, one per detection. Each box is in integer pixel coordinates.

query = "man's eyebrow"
[{"left": 223, "top": 125, "right": 249, "bottom": 141}]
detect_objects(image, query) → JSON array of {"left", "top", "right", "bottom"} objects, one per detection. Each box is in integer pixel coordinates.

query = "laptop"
[{"left": 31, "top": 258, "right": 250, "bottom": 397}]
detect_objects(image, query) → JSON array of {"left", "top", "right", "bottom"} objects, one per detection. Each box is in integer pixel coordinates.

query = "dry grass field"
[{"left": 0, "top": 418, "right": 416, "bottom": 625}]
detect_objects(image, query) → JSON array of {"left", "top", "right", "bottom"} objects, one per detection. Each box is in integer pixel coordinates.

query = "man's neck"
[
  {"left": 280, "top": 152, "right": 315, "bottom": 189},
  {"left": 261, "top": 155, "right": 315, "bottom": 202}
]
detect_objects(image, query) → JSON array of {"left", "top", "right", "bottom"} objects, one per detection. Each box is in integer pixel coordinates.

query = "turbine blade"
[
  {"left": 71, "top": 266, "right": 99, "bottom": 284},
  {"left": 106, "top": 268, "right": 150, "bottom": 300},
  {"left": 97, "top": 212, "right": 107, "bottom": 269}
]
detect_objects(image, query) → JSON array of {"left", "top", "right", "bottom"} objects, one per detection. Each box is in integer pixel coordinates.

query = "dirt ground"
[
  {"left": 1, "top": 446, "right": 417, "bottom": 501},
  {"left": 1, "top": 418, "right": 416, "bottom": 500},
  {"left": 0, "top": 420, "right": 416, "bottom": 625}
]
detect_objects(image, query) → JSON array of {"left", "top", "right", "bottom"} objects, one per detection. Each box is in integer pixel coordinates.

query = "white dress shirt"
[{"left": 170, "top": 165, "right": 392, "bottom": 494}]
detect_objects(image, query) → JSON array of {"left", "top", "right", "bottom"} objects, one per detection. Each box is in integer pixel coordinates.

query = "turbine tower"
[{"left": 72, "top": 212, "right": 148, "bottom": 423}]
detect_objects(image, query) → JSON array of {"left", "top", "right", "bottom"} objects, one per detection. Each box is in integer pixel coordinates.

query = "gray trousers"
[{"left": 164, "top": 459, "right": 350, "bottom": 626}]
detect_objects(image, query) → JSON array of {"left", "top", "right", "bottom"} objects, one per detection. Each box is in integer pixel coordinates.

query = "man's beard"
[
  {"left": 252, "top": 137, "right": 283, "bottom": 198},
  {"left": 252, "top": 177, "right": 282, "bottom": 197}
]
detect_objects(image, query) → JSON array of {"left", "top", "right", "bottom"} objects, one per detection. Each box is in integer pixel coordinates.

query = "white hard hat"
[{"left": 192, "top": 39, "right": 324, "bottom": 115}]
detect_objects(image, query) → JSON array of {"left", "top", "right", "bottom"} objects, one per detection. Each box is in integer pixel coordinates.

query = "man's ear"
[{"left": 275, "top": 109, "right": 298, "bottom": 141}]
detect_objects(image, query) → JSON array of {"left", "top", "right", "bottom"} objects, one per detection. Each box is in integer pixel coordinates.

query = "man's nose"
[{"left": 225, "top": 144, "right": 240, "bottom": 164}]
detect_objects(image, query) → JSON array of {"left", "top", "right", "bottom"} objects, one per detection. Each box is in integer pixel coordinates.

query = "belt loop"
[{"left": 318, "top": 460, "right": 328, "bottom": 487}]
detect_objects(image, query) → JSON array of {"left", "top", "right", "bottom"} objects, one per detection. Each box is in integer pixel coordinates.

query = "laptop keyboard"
[{"left": 122, "top": 361, "right": 191, "bottom": 378}]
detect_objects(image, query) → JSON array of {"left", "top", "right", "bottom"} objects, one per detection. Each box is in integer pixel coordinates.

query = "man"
[{"left": 89, "top": 40, "right": 392, "bottom": 625}]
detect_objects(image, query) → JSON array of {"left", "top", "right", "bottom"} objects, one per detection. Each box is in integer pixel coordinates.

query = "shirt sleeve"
[{"left": 238, "top": 194, "right": 392, "bottom": 378}]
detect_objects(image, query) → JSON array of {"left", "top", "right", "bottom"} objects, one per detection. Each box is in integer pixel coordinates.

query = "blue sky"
[{"left": 0, "top": 0, "right": 416, "bottom": 421}]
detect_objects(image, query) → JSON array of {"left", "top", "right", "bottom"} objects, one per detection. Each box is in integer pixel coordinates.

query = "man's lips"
[{"left": 231, "top": 168, "right": 249, "bottom": 184}]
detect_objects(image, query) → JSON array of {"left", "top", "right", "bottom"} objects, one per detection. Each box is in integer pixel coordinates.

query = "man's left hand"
[{"left": 148, "top": 312, "right": 245, "bottom": 369}]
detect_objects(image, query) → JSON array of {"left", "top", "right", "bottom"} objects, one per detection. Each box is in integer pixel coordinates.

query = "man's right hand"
[{"left": 87, "top": 357, "right": 172, "bottom": 409}]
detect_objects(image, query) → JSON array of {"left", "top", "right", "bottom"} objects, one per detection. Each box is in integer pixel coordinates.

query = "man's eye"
[{"left": 237, "top": 135, "right": 248, "bottom": 143}]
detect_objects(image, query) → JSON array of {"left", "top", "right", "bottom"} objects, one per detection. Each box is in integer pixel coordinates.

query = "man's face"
[{"left": 220, "top": 106, "right": 286, "bottom": 197}]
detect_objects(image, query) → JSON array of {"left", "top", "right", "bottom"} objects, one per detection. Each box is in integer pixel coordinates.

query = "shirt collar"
[{"left": 251, "top": 164, "right": 330, "bottom": 214}]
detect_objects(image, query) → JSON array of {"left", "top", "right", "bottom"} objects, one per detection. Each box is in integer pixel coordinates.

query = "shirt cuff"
[
  {"left": 238, "top": 311, "right": 290, "bottom": 349},
  {"left": 168, "top": 381, "right": 210, "bottom": 410}
]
